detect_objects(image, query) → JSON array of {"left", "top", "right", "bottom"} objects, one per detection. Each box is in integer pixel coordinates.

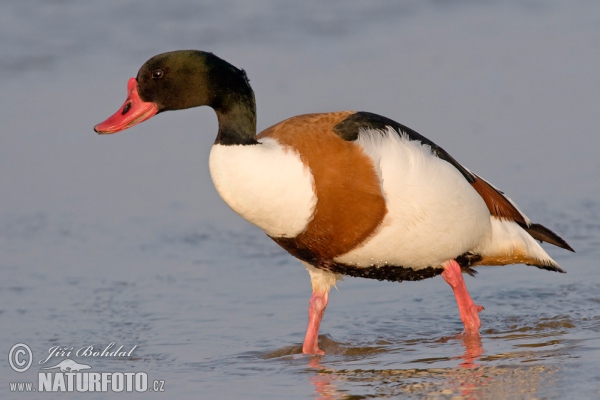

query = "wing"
[{"left": 333, "top": 111, "right": 573, "bottom": 252}]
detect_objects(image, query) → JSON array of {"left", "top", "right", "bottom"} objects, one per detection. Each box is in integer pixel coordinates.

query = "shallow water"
[{"left": 1, "top": 1, "right": 599, "bottom": 399}]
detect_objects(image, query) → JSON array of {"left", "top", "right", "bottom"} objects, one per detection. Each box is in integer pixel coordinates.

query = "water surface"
[{"left": 1, "top": 1, "right": 599, "bottom": 398}]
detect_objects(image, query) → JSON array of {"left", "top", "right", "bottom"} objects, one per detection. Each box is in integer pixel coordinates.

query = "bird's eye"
[{"left": 152, "top": 69, "right": 164, "bottom": 79}]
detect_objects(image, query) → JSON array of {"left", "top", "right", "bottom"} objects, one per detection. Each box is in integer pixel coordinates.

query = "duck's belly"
[
  {"left": 209, "top": 139, "right": 317, "bottom": 237},
  {"left": 334, "top": 129, "right": 492, "bottom": 269}
]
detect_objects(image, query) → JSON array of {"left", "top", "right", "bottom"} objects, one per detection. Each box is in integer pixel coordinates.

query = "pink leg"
[
  {"left": 302, "top": 291, "right": 329, "bottom": 355},
  {"left": 442, "top": 259, "right": 484, "bottom": 335}
]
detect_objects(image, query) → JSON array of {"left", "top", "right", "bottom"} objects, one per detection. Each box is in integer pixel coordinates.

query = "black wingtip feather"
[{"left": 522, "top": 223, "right": 575, "bottom": 252}]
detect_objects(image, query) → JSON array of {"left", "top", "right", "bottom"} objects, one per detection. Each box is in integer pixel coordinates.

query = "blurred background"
[{"left": 1, "top": 1, "right": 598, "bottom": 398}]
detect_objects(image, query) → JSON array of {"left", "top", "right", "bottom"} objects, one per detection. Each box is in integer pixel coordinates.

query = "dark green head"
[{"left": 95, "top": 50, "right": 257, "bottom": 145}]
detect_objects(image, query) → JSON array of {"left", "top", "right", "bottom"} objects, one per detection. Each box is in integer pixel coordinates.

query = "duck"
[{"left": 94, "top": 50, "right": 574, "bottom": 355}]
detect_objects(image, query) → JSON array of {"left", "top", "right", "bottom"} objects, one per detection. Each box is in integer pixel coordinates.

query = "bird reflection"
[
  {"left": 458, "top": 333, "right": 484, "bottom": 368},
  {"left": 304, "top": 333, "right": 487, "bottom": 399}
]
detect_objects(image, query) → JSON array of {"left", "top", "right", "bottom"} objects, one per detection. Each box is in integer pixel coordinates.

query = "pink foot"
[
  {"left": 302, "top": 291, "right": 328, "bottom": 355},
  {"left": 442, "top": 260, "right": 483, "bottom": 335}
]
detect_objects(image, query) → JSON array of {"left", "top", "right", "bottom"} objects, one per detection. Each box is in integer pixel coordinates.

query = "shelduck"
[{"left": 95, "top": 50, "right": 573, "bottom": 355}]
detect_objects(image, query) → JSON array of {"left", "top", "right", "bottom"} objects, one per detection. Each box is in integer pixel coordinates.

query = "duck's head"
[{"left": 95, "top": 50, "right": 256, "bottom": 144}]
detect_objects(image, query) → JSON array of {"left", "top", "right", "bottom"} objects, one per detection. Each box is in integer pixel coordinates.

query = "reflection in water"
[
  {"left": 300, "top": 332, "right": 560, "bottom": 399},
  {"left": 458, "top": 334, "right": 483, "bottom": 368},
  {"left": 305, "top": 334, "right": 487, "bottom": 399},
  {"left": 445, "top": 335, "right": 488, "bottom": 399},
  {"left": 307, "top": 357, "right": 338, "bottom": 400}
]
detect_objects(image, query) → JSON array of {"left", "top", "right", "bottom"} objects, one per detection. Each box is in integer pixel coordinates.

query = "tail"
[
  {"left": 473, "top": 218, "right": 570, "bottom": 272},
  {"left": 467, "top": 174, "right": 573, "bottom": 269}
]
